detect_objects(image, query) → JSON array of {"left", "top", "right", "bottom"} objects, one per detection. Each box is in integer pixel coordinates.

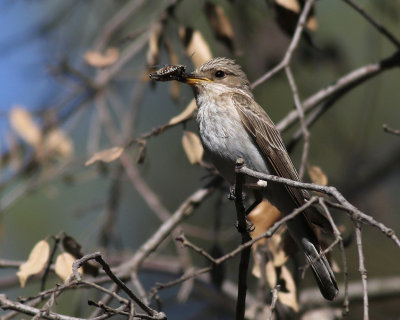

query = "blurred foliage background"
[{"left": 0, "top": 0, "right": 399, "bottom": 319}]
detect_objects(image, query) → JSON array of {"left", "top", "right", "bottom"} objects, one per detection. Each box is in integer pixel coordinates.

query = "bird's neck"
[{"left": 194, "top": 84, "right": 253, "bottom": 109}]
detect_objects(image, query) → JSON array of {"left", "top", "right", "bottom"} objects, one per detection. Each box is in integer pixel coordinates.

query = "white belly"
[{"left": 196, "top": 95, "right": 269, "bottom": 185}]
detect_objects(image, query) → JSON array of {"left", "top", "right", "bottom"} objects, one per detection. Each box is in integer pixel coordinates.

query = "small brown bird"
[{"left": 181, "top": 57, "right": 338, "bottom": 300}]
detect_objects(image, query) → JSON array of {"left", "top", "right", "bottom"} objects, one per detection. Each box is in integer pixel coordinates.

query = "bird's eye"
[{"left": 215, "top": 70, "right": 225, "bottom": 78}]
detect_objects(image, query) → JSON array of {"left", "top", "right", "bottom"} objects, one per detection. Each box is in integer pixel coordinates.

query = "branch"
[
  {"left": 238, "top": 166, "right": 400, "bottom": 248},
  {"left": 251, "top": 0, "right": 315, "bottom": 88},
  {"left": 342, "top": 0, "right": 400, "bottom": 48},
  {"left": 277, "top": 50, "right": 400, "bottom": 132},
  {"left": 383, "top": 124, "right": 400, "bottom": 136},
  {"left": 72, "top": 253, "right": 166, "bottom": 319},
  {"left": 116, "top": 177, "right": 221, "bottom": 276},
  {"left": 234, "top": 159, "right": 252, "bottom": 320},
  {"left": 0, "top": 294, "right": 106, "bottom": 320},
  {"left": 354, "top": 223, "right": 369, "bottom": 320}
]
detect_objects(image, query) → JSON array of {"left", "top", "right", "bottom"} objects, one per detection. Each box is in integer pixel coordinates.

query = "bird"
[{"left": 181, "top": 57, "right": 338, "bottom": 300}]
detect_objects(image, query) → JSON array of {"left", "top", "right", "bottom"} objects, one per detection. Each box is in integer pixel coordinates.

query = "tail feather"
[{"left": 302, "top": 239, "right": 339, "bottom": 301}]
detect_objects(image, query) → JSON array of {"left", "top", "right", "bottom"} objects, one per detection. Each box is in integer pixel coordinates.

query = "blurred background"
[{"left": 0, "top": 0, "right": 399, "bottom": 319}]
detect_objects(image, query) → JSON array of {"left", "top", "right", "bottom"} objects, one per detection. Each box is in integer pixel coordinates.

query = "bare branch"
[
  {"left": 342, "top": 0, "right": 400, "bottom": 48},
  {"left": 354, "top": 223, "right": 369, "bottom": 320},
  {"left": 383, "top": 124, "right": 400, "bottom": 136},
  {"left": 251, "top": 0, "right": 316, "bottom": 88},
  {"left": 234, "top": 159, "right": 252, "bottom": 320}
]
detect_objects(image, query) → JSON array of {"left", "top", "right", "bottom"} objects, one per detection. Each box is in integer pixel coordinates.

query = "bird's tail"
[{"left": 301, "top": 238, "right": 339, "bottom": 301}]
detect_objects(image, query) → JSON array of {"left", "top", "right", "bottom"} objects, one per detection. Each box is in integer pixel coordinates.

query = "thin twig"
[
  {"left": 41, "top": 234, "right": 62, "bottom": 292},
  {"left": 285, "top": 66, "right": 309, "bottom": 178},
  {"left": 116, "top": 177, "right": 221, "bottom": 276},
  {"left": 268, "top": 285, "right": 280, "bottom": 320},
  {"left": 383, "top": 124, "right": 400, "bottom": 136},
  {"left": 251, "top": 0, "right": 316, "bottom": 89},
  {"left": 277, "top": 51, "right": 400, "bottom": 132},
  {"left": 354, "top": 223, "right": 369, "bottom": 320},
  {"left": 176, "top": 234, "right": 216, "bottom": 263},
  {"left": 150, "top": 197, "right": 319, "bottom": 298},
  {"left": 238, "top": 166, "right": 400, "bottom": 248},
  {"left": 318, "top": 199, "right": 349, "bottom": 314},
  {"left": 342, "top": 0, "right": 400, "bottom": 48},
  {"left": 0, "top": 294, "right": 108, "bottom": 320},
  {"left": 72, "top": 253, "right": 166, "bottom": 319}
]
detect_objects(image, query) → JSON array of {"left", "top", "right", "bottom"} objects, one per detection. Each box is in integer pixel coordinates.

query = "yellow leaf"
[
  {"left": 84, "top": 47, "right": 119, "bottom": 68},
  {"left": 44, "top": 129, "right": 74, "bottom": 158},
  {"left": 85, "top": 146, "right": 124, "bottom": 166},
  {"left": 278, "top": 266, "right": 299, "bottom": 311},
  {"left": 179, "top": 28, "right": 213, "bottom": 68},
  {"left": 182, "top": 131, "right": 204, "bottom": 165},
  {"left": 306, "top": 16, "right": 318, "bottom": 31},
  {"left": 17, "top": 240, "right": 50, "bottom": 287},
  {"left": 308, "top": 165, "right": 328, "bottom": 186},
  {"left": 55, "top": 253, "right": 82, "bottom": 283},
  {"left": 204, "top": 2, "right": 235, "bottom": 51},
  {"left": 164, "top": 40, "right": 181, "bottom": 101},
  {"left": 275, "top": 0, "right": 300, "bottom": 13},
  {"left": 256, "top": 261, "right": 299, "bottom": 312},
  {"left": 248, "top": 200, "right": 282, "bottom": 246},
  {"left": 273, "top": 0, "right": 317, "bottom": 33},
  {"left": 10, "top": 106, "right": 42, "bottom": 147},
  {"left": 265, "top": 260, "right": 277, "bottom": 287},
  {"left": 146, "top": 22, "right": 162, "bottom": 67},
  {"left": 168, "top": 99, "right": 197, "bottom": 126}
]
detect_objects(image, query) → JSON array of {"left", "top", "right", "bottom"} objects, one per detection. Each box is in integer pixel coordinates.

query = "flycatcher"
[{"left": 155, "top": 57, "right": 338, "bottom": 300}]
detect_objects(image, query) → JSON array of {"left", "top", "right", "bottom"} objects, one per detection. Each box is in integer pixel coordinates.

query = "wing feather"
[
  {"left": 231, "top": 93, "right": 305, "bottom": 206},
  {"left": 231, "top": 93, "right": 333, "bottom": 232}
]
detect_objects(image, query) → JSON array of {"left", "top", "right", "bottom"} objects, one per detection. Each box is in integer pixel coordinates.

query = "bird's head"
[{"left": 184, "top": 57, "right": 252, "bottom": 95}]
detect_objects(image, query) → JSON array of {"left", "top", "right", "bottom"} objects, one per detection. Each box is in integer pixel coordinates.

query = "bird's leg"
[
  {"left": 245, "top": 190, "right": 263, "bottom": 216},
  {"left": 228, "top": 185, "right": 236, "bottom": 201},
  {"left": 232, "top": 190, "right": 262, "bottom": 233},
  {"left": 241, "top": 191, "right": 262, "bottom": 233}
]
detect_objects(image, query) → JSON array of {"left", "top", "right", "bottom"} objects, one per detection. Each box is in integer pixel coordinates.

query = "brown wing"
[
  {"left": 231, "top": 93, "right": 333, "bottom": 232},
  {"left": 231, "top": 93, "right": 305, "bottom": 205}
]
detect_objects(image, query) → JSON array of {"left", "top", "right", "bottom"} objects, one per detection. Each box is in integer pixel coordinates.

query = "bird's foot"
[
  {"left": 228, "top": 186, "right": 247, "bottom": 202},
  {"left": 235, "top": 218, "right": 255, "bottom": 234},
  {"left": 228, "top": 186, "right": 236, "bottom": 201}
]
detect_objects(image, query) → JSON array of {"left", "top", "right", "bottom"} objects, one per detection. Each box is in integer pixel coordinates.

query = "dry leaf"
[
  {"left": 265, "top": 260, "right": 278, "bottom": 287},
  {"left": 248, "top": 200, "right": 282, "bottom": 246},
  {"left": 85, "top": 146, "right": 124, "bottom": 166},
  {"left": 262, "top": 262, "right": 299, "bottom": 311},
  {"left": 306, "top": 16, "right": 318, "bottom": 31},
  {"left": 275, "top": 0, "right": 300, "bottom": 12},
  {"left": 84, "top": 47, "right": 119, "bottom": 68},
  {"left": 146, "top": 22, "right": 163, "bottom": 67},
  {"left": 44, "top": 129, "right": 73, "bottom": 158},
  {"left": 245, "top": 304, "right": 271, "bottom": 320},
  {"left": 17, "top": 240, "right": 50, "bottom": 287},
  {"left": 182, "top": 131, "right": 204, "bottom": 165},
  {"left": 10, "top": 106, "right": 42, "bottom": 147},
  {"left": 168, "top": 99, "right": 197, "bottom": 126},
  {"left": 169, "top": 80, "right": 181, "bottom": 101},
  {"left": 204, "top": 2, "right": 235, "bottom": 52},
  {"left": 179, "top": 27, "right": 213, "bottom": 68},
  {"left": 308, "top": 165, "right": 328, "bottom": 186},
  {"left": 273, "top": 0, "right": 317, "bottom": 35},
  {"left": 269, "top": 232, "right": 289, "bottom": 267},
  {"left": 164, "top": 40, "right": 181, "bottom": 100},
  {"left": 278, "top": 266, "right": 299, "bottom": 311},
  {"left": 55, "top": 252, "right": 82, "bottom": 282}
]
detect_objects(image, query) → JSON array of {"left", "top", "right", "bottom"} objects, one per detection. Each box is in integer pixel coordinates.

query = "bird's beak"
[{"left": 183, "top": 73, "right": 211, "bottom": 85}]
